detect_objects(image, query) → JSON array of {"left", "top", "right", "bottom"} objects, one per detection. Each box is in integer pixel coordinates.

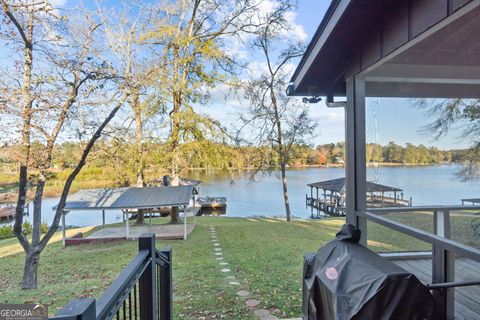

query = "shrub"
[
  {"left": 0, "top": 224, "right": 13, "bottom": 239},
  {"left": 41, "top": 221, "right": 48, "bottom": 234},
  {"left": 22, "top": 221, "right": 32, "bottom": 235}
]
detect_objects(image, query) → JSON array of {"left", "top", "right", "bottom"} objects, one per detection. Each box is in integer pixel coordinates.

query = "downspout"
[{"left": 326, "top": 94, "right": 346, "bottom": 108}]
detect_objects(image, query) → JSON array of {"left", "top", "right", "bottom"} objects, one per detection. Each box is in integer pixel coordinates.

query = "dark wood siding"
[
  {"left": 450, "top": 0, "right": 473, "bottom": 12},
  {"left": 358, "top": 0, "right": 474, "bottom": 71},
  {"left": 382, "top": 1, "right": 410, "bottom": 55},
  {"left": 411, "top": 0, "right": 449, "bottom": 36}
]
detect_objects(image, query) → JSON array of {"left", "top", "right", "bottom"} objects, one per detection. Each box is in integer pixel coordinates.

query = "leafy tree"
[{"left": 144, "top": 0, "right": 264, "bottom": 223}]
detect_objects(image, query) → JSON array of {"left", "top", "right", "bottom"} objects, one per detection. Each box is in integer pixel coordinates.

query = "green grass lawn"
[{"left": 0, "top": 214, "right": 478, "bottom": 319}]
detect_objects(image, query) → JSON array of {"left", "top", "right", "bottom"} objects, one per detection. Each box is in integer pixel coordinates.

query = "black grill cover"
[{"left": 302, "top": 224, "right": 433, "bottom": 320}]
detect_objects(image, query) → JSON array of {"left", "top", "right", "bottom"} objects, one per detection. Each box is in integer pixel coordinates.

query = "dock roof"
[
  {"left": 54, "top": 186, "right": 194, "bottom": 211},
  {"left": 308, "top": 178, "right": 402, "bottom": 193}
]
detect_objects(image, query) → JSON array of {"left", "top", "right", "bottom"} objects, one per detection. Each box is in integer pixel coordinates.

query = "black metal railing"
[{"left": 50, "top": 233, "right": 172, "bottom": 320}]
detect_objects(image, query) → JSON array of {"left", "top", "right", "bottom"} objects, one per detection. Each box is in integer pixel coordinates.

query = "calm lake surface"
[{"left": 9, "top": 165, "right": 480, "bottom": 227}]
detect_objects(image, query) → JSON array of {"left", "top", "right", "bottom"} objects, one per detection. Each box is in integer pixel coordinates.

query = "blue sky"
[
  {"left": 201, "top": 1, "right": 470, "bottom": 150},
  {"left": 1, "top": 0, "right": 469, "bottom": 150}
]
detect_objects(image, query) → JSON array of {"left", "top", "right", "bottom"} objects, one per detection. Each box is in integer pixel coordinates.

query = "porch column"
[
  {"left": 183, "top": 205, "right": 187, "bottom": 240},
  {"left": 62, "top": 210, "right": 68, "bottom": 247},
  {"left": 345, "top": 75, "right": 367, "bottom": 245}
]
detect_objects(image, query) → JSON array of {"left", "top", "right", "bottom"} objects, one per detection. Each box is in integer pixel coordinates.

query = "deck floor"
[{"left": 392, "top": 258, "right": 480, "bottom": 319}]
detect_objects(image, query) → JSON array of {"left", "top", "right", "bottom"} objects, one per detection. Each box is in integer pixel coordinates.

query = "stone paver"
[
  {"left": 229, "top": 281, "right": 240, "bottom": 285},
  {"left": 254, "top": 309, "right": 270, "bottom": 317},
  {"left": 226, "top": 275, "right": 236, "bottom": 279},
  {"left": 236, "top": 290, "right": 250, "bottom": 297},
  {"left": 246, "top": 299, "right": 261, "bottom": 308},
  {"left": 221, "top": 268, "right": 231, "bottom": 272},
  {"left": 215, "top": 252, "right": 222, "bottom": 256},
  {"left": 214, "top": 248, "right": 222, "bottom": 251},
  {"left": 216, "top": 257, "right": 224, "bottom": 260},
  {"left": 260, "top": 315, "right": 278, "bottom": 320},
  {"left": 219, "top": 262, "right": 229, "bottom": 265}
]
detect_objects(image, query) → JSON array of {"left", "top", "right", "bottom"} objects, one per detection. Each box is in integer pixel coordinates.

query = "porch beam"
[{"left": 345, "top": 75, "right": 367, "bottom": 245}]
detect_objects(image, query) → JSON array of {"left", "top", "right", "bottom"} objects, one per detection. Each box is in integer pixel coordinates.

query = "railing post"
[
  {"left": 159, "top": 247, "right": 173, "bottom": 320},
  {"left": 433, "top": 210, "right": 455, "bottom": 320},
  {"left": 139, "top": 233, "right": 157, "bottom": 320},
  {"left": 50, "top": 298, "right": 96, "bottom": 320}
]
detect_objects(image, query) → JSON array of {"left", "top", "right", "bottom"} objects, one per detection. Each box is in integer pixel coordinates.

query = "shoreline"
[{"left": 0, "top": 163, "right": 461, "bottom": 204}]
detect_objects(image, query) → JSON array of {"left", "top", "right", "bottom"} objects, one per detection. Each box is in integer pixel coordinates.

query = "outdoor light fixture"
[{"left": 302, "top": 96, "right": 322, "bottom": 104}]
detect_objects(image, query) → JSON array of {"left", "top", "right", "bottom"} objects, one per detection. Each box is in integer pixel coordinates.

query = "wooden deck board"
[{"left": 392, "top": 258, "right": 480, "bottom": 319}]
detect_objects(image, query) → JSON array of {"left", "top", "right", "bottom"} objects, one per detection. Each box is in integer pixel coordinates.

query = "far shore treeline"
[{"left": 0, "top": 140, "right": 468, "bottom": 189}]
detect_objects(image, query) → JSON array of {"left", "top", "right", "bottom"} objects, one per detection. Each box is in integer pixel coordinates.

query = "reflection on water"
[{"left": 2, "top": 165, "right": 479, "bottom": 227}]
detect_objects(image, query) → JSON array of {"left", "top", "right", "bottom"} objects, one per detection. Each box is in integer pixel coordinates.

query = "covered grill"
[{"left": 302, "top": 224, "right": 433, "bottom": 319}]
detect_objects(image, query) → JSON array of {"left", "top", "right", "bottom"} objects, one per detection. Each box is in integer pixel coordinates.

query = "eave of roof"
[{"left": 289, "top": 0, "right": 341, "bottom": 85}]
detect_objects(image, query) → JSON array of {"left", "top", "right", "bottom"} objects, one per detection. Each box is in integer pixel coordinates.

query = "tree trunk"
[
  {"left": 270, "top": 86, "right": 292, "bottom": 221},
  {"left": 135, "top": 209, "right": 145, "bottom": 225},
  {"left": 168, "top": 90, "right": 182, "bottom": 224},
  {"left": 169, "top": 207, "right": 182, "bottom": 224},
  {"left": 133, "top": 92, "right": 145, "bottom": 225},
  {"left": 22, "top": 249, "right": 39, "bottom": 289},
  {"left": 280, "top": 157, "right": 291, "bottom": 221}
]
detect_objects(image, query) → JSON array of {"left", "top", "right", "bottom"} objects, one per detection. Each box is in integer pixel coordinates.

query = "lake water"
[{"left": 5, "top": 165, "right": 480, "bottom": 227}]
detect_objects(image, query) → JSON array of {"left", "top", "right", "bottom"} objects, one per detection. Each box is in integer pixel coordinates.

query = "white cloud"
[{"left": 284, "top": 10, "right": 307, "bottom": 41}]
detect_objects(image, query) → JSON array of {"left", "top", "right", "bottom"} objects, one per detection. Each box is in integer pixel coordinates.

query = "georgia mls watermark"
[{"left": 0, "top": 304, "right": 48, "bottom": 320}]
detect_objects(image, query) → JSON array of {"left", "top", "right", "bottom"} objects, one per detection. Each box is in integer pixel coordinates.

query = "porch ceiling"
[{"left": 364, "top": 5, "right": 480, "bottom": 98}]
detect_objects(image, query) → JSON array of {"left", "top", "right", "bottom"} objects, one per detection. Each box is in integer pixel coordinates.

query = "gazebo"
[
  {"left": 288, "top": 1, "right": 480, "bottom": 318},
  {"left": 54, "top": 186, "right": 195, "bottom": 245}
]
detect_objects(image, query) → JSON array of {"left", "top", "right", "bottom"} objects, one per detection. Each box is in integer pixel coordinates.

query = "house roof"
[
  {"left": 288, "top": 0, "right": 480, "bottom": 98},
  {"left": 54, "top": 186, "right": 194, "bottom": 211},
  {"left": 307, "top": 177, "right": 402, "bottom": 193}
]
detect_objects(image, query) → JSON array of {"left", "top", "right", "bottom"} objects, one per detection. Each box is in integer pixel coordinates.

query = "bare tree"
[
  {"left": 0, "top": 1, "right": 127, "bottom": 289},
  {"left": 100, "top": 1, "right": 158, "bottom": 224},
  {"left": 240, "top": 0, "right": 315, "bottom": 221}
]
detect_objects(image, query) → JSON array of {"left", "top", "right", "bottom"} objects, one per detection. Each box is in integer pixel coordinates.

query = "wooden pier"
[{"left": 0, "top": 203, "right": 29, "bottom": 220}]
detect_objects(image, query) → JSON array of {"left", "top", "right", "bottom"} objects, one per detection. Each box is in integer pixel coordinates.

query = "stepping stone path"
[
  {"left": 246, "top": 299, "right": 261, "bottom": 308},
  {"left": 236, "top": 290, "right": 250, "bottom": 297},
  {"left": 208, "top": 225, "right": 282, "bottom": 320}
]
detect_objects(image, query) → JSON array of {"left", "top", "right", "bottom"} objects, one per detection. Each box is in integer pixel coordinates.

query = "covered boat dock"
[
  {"left": 54, "top": 186, "right": 195, "bottom": 246},
  {"left": 307, "top": 177, "right": 411, "bottom": 216}
]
